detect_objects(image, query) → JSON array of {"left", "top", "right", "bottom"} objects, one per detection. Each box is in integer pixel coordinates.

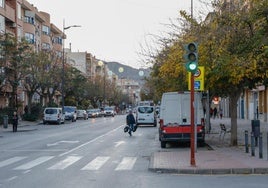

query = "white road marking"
[
  {"left": 59, "top": 125, "right": 124, "bottom": 157},
  {"left": 81, "top": 156, "right": 110, "bottom": 170},
  {"left": 115, "top": 157, "right": 137, "bottom": 171},
  {"left": 48, "top": 156, "right": 81, "bottom": 170},
  {"left": 0, "top": 157, "right": 27, "bottom": 168},
  {"left": 14, "top": 156, "right": 54, "bottom": 170},
  {"left": 114, "top": 141, "right": 125, "bottom": 147},
  {"left": 47, "top": 140, "right": 79, "bottom": 147}
]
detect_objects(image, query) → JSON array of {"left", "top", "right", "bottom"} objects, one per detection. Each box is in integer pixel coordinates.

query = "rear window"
[
  {"left": 45, "top": 109, "right": 58, "bottom": 114},
  {"left": 138, "top": 106, "right": 154, "bottom": 114}
]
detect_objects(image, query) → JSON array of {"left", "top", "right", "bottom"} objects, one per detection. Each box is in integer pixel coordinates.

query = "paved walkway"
[{"left": 149, "top": 117, "right": 268, "bottom": 174}]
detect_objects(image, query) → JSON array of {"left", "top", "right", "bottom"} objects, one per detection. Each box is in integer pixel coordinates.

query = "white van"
[
  {"left": 136, "top": 106, "right": 157, "bottom": 127},
  {"left": 159, "top": 91, "right": 205, "bottom": 148},
  {"left": 43, "top": 107, "right": 65, "bottom": 125}
]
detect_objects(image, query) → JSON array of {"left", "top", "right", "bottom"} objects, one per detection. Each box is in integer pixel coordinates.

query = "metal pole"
[
  {"left": 190, "top": 73, "right": 196, "bottom": 166},
  {"left": 259, "top": 132, "right": 263, "bottom": 159},
  {"left": 251, "top": 132, "right": 255, "bottom": 157},
  {"left": 245, "top": 130, "right": 249, "bottom": 153},
  {"left": 62, "top": 20, "right": 65, "bottom": 111}
]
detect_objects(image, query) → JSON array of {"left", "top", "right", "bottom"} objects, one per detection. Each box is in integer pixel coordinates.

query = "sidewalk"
[
  {"left": 149, "top": 117, "right": 268, "bottom": 174},
  {"left": 0, "top": 120, "right": 41, "bottom": 131}
]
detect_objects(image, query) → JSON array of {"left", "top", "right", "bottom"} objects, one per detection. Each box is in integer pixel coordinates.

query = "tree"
[
  {"left": 143, "top": 0, "right": 268, "bottom": 146},
  {"left": 1, "top": 34, "right": 31, "bottom": 110}
]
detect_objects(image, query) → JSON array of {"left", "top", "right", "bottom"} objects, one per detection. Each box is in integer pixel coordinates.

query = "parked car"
[
  {"left": 104, "top": 106, "right": 115, "bottom": 117},
  {"left": 77, "top": 110, "right": 88, "bottom": 120},
  {"left": 64, "top": 106, "right": 77, "bottom": 122},
  {"left": 87, "top": 109, "right": 98, "bottom": 118},
  {"left": 43, "top": 107, "right": 65, "bottom": 125}
]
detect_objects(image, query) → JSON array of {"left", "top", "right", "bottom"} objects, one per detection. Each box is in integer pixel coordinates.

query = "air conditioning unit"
[{"left": 10, "top": 23, "right": 17, "bottom": 28}]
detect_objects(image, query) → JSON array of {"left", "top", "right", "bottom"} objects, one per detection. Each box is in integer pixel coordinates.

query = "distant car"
[
  {"left": 43, "top": 107, "right": 65, "bottom": 125},
  {"left": 87, "top": 109, "right": 98, "bottom": 118},
  {"left": 104, "top": 107, "right": 115, "bottom": 117},
  {"left": 64, "top": 106, "right": 77, "bottom": 122},
  {"left": 77, "top": 110, "right": 88, "bottom": 120}
]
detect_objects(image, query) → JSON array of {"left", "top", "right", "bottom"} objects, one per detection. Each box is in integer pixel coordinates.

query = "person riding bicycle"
[{"left": 126, "top": 110, "right": 136, "bottom": 136}]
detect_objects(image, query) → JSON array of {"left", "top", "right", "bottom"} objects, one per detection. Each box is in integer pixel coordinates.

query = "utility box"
[
  {"left": 3, "top": 115, "right": 8, "bottom": 129},
  {"left": 251, "top": 119, "right": 260, "bottom": 137}
]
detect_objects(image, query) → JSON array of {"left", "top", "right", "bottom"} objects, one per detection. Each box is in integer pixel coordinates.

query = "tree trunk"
[{"left": 229, "top": 91, "right": 241, "bottom": 146}]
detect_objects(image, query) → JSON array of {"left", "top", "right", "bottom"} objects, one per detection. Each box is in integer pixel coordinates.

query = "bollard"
[
  {"left": 259, "top": 132, "right": 263, "bottom": 159},
  {"left": 251, "top": 132, "right": 255, "bottom": 157},
  {"left": 245, "top": 130, "right": 249, "bottom": 153},
  {"left": 267, "top": 132, "right": 268, "bottom": 161}
]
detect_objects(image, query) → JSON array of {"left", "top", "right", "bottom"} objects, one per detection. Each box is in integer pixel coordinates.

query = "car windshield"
[
  {"left": 138, "top": 106, "right": 154, "bottom": 114},
  {"left": 45, "top": 109, "right": 57, "bottom": 114},
  {"left": 105, "top": 107, "right": 113, "bottom": 110},
  {"left": 64, "top": 107, "right": 75, "bottom": 113}
]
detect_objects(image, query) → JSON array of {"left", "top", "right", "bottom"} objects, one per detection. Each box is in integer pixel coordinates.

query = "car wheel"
[
  {"left": 43, "top": 121, "right": 46, "bottom": 125},
  {"left": 160, "top": 141, "right": 166, "bottom": 148}
]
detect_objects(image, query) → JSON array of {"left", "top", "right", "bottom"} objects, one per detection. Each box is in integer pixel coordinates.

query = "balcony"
[{"left": 5, "top": 4, "right": 15, "bottom": 22}]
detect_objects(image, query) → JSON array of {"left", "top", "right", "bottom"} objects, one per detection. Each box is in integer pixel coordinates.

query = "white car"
[
  {"left": 77, "top": 110, "right": 88, "bottom": 120},
  {"left": 43, "top": 107, "right": 65, "bottom": 125},
  {"left": 104, "top": 107, "right": 115, "bottom": 117}
]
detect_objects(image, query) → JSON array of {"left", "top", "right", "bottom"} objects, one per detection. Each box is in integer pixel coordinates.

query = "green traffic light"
[
  {"left": 185, "top": 62, "right": 198, "bottom": 73},
  {"left": 184, "top": 42, "right": 198, "bottom": 73}
]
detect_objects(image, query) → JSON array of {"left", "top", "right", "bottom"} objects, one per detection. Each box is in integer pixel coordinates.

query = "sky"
[{"left": 29, "top": 0, "right": 212, "bottom": 68}]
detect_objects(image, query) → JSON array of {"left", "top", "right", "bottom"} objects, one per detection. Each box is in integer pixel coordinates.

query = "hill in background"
[{"left": 106, "top": 61, "right": 150, "bottom": 84}]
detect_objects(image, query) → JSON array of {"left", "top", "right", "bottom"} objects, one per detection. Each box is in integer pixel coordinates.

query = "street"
[{"left": 0, "top": 115, "right": 268, "bottom": 188}]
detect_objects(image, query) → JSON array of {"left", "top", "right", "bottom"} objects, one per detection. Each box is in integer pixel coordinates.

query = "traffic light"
[{"left": 184, "top": 42, "right": 198, "bottom": 73}]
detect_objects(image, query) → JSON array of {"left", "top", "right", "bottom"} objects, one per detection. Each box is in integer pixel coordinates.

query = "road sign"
[{"left": 188, "top": 66, "right": 205, "bottom": 91}]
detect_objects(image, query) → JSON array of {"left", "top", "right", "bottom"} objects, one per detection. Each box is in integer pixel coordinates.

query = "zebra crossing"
[{"left": 0, "top": 155, "right": 140, "bottom": 172}]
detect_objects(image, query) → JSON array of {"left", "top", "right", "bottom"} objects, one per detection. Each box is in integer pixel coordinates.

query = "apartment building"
[{"left": 0, "top": 0, "right": 64, "bottom": 111}]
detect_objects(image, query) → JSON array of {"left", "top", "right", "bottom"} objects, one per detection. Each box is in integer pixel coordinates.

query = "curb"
[
  {"left": 148, "top": 153, "right": 268, "bottom": 175},
  {"left": 148, "top": 166, "right": 268, "bottom": 175}
]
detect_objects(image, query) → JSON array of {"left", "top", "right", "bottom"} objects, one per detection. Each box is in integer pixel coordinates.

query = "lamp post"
[
  {"left": 98, "top": 61, "right": 106, "bottom": 107},
  {"left": 61, "top": 20, "right": 81, "bottom": 111}
]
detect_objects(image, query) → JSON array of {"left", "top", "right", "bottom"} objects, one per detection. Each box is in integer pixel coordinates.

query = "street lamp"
[
  {"left": 61, "top": 20, "right": 81, "bottom": 111},
  {"left": 98, "top": 61, "right": 106, "bottom": 107}
]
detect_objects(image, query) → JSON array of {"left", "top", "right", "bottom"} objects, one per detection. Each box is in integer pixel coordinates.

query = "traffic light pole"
[{"left": 190, "top": 72, "right": 196, "bottom": 166}]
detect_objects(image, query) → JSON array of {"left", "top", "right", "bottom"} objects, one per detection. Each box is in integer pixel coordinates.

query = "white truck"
[{"left": 159, "top": 91, "right": 205, "bottom": 148}]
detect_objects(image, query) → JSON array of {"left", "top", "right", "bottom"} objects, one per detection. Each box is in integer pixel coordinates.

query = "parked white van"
[
  {"left": 43, "top": 107, "right": 65, "bottom": 125},
  {"left": 136, "top": 105, "right": 157, "bottom": 127}
]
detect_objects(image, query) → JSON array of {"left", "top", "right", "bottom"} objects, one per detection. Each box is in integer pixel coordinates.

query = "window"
[
  {"left": 42, "top": 25, "right": 50, "bottom": 35},
  {"left": 138, "top": 107, "right": 154, "bottom": 114},
  {"left": 0, "top": 15, "right": 4, "bottom": 33},
  {"left": 24, "top": 16, "right": 34, "bottom": 24},
  {"left": 17, "top": 3, "right": 21, "bottom": 19},
  {"left": 25, "top": 33, "right": 35, "bottom": 44},
  {"left": 0, "top": 0, "right": 4, "bottom": 8},
  {"left": 53, "top": 37, "right": 62, "bottom": 45},
  {"left": 42, "top": 43, "right": 50, "bottom": 50}
]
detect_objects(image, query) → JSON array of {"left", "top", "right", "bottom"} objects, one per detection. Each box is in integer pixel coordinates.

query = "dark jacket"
[
  {"left": 12, "top": 115, "right": 18, "bottom": 125},
  {"left": 126, "top": 113, "right": 136, "bottom": 125}
]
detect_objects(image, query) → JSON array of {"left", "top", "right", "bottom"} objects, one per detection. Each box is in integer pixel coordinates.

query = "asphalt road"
[{"left": 0, "top": 115, "right": 268, "bottom": 188}]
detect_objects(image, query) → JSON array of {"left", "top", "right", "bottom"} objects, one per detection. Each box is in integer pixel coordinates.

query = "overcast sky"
[{"left": 29, "top": 0, "right": 212, "bottom": 68}]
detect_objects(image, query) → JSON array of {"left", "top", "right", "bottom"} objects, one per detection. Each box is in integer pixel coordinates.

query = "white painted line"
[
  {"left": 14, "top": 156, "right": 54, "bottom": 170},
  {"left": 81, "top": 156, "right": 110, "bottom": 170},
  {"left": 114, "top": 141, "right": 125, "bottom": 147},
  {"left": 47, "top": 140, "right": 79, "bottom": 147},
  {"left": 7, "top": 176, "right": 18, "bottom": 182},
  {"left": 0, "top": 157, "right": 27, "bottom": 168},
  {"left": 115, "top": 157, "right": 137, "bottom": 171},
  {"left": 48, "top": 156, "right": 81, "bottom": 170},
  {"left": 59, "top": 125, "right": 124, "bottom": 157}
]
